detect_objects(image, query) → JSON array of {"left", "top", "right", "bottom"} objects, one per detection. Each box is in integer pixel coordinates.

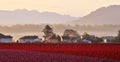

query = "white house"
[
  {"left": 82, "top": 39, "right": 92, "bottom": 43},
  {"left": 76, "top": 39, "right": 92, "bottom": 43},
  {"left": 0, "top": 33, "right": 13, "bottom": 43},
  {"left": 19, "top": 36, "right": 42, "bottom": 43}
]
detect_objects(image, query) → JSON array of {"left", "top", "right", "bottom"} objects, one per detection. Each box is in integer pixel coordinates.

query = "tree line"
[{"left": 0, "top": 24, "right": 119, "bottom": 33}]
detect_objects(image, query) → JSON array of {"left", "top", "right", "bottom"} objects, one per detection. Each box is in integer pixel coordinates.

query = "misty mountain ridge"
[
  {"left": 0, "top": 9, "right": 77, "bottom": 25},
  {"left": 73, "top": 5, "right": 120, "bottom": 25}
]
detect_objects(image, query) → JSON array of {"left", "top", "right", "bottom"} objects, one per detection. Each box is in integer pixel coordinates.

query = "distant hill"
[
  {"left": 73, "top": 5, "right": 120, "bottom": 25},
  {"left": 0, "top": 9, "right": 77, "bottom": 25}
]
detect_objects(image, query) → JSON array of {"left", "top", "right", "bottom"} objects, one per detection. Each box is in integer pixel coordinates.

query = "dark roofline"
[
  {"left": 0, "top": 33, "right": 5, "bottom": 36},
  {"left": 0, "top": 36, "right": 13, "bottom": 38},
  {"left": 62, "top": 36, "right": 70, "bottom": 39},
  {"left": 20, "top": 36, "right": 38, "bottom": 39},
  {"left": 0, "top": 33, "right": 12, "bottom": 38}
]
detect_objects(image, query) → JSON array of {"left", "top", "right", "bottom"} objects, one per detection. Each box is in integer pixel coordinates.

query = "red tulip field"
[
  {"left": 0, "top": 43, "right": 120, "bottom": 62},
  {"left": 0, "top": 50, "right": 118, "bottom": 62}
]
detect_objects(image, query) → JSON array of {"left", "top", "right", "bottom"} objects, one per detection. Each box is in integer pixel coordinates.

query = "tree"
[
  {"left": 42, "top": 25, "right": 53, "bottom": 36},
  {"left": 112, "top": 30, "right": 120, "bottom": 42},
  {"left": 92, "top": 37, "right": 103, "bottom": 43},
  {"left": 117, "top": 30, "right": 120, "bottom": 40},
  {"left": 82, "top": 32, "right": 90, "bottom": 40},
  {"left": 42, "top": 25, "right": 62, "bottom": 43},
  {"left": 115, "top": 30, "right": 120, "bottom": 42}
]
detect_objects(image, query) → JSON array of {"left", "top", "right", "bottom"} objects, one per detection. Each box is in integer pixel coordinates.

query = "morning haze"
[{"left": 0, "top": 0, "right": 120, "bottom": 40}]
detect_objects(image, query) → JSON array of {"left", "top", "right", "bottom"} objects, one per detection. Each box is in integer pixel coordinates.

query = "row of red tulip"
[
  {"left": 0, "top": 50, "right": 118, "bottom": 62},
  {"left": 0, "top": 43, "right": 120, "bottom": 60}
]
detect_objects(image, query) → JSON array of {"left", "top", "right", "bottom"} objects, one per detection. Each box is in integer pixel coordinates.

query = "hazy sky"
[{"left": 0, "top": 0, "right": 120, "bottom": 16}]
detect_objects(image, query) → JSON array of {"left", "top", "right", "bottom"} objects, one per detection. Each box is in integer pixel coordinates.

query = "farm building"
[
  {"left": 77, "top": 39, "right": 92, "bottom": 43},
  {"left": 0, "top": 33, "right": 13, "bottom": 43},
  {"left": 62, "top": 36, "right": 71, "bottom": 43},
  {"left": 19, "top": 36, "right": 42, "bottom": 43}
]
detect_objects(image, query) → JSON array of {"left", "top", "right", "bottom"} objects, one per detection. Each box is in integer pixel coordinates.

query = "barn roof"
[
  {"left": 20, "top": 36, "right": 38, "bottom": 39},
  {"left": 0, "top": 33, "right": 12, "bottom": 38}
]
